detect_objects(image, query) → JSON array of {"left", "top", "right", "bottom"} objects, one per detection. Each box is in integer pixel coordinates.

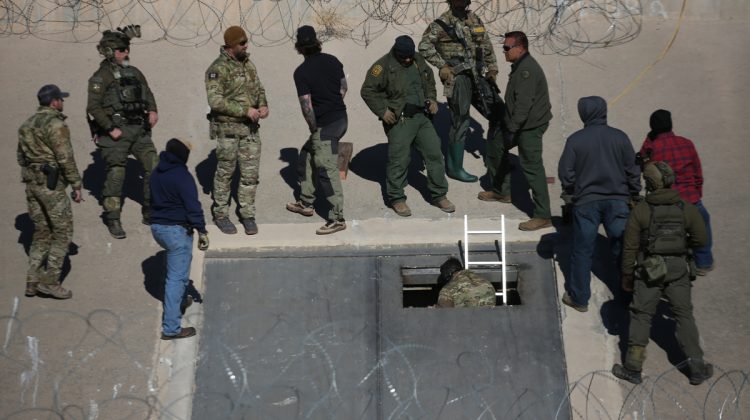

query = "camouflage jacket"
[
  {"left": 87, "top": 59, "right": 157, "bottom": 132},
  {"left": 205, "top": 48, "right": 267, "bottom": 122},
  {"left": 438, "top": 269, "right": 495, "bottom": 307},
  {"left": 418, "top": 9, "right": 498, "bottom": 77},
  {"left": 504, "top": 53, "right": 552, "bottom": 133},
  {"left": 360, "top": 52, "right": 436, "bottom": 120},
  {"left": 17, "top": 107, "right": 81, "bottom": 189}
]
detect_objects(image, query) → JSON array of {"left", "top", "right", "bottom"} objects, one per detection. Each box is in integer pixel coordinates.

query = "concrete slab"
[{"left": 192, "top": 244, "right": 568, "bottom": 419}]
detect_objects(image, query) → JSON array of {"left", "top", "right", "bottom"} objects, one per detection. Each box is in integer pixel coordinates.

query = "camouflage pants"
[
  {"left": 25, "top": 183, "right": 73, "bottom": 285},
  {"left": 212, "top": 132, "right": 261, "bottom": 220},
  {"left": 298, "top": 117, "right": 347, "bottom": 221},
  {"left": 97, "top": 124, "right": 157, "bottom": 220}
]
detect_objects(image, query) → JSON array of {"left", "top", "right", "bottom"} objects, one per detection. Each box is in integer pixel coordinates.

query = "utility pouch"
[
  {"left": 41, "top": 164, "right": 59, "bottom": 190},
  {"left": 641, "top": 255, "right": 667, "bottom": 284}
]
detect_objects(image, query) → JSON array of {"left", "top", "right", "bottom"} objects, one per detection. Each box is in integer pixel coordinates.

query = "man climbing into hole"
[{"left": 435, "top": 257, "right": 495, "bottom": 307}]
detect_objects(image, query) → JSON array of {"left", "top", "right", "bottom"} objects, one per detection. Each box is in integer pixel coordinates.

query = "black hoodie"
[
  {"left": 149, "top": 151, "right": 207, "bottom": 233},
  {"left": 558, "top": 96, "right": 641, "bottom": 205}
]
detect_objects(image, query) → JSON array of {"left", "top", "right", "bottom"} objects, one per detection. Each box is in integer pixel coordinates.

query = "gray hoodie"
[{"left": 558, "top": 96, "right": 641, "bottom": 206}]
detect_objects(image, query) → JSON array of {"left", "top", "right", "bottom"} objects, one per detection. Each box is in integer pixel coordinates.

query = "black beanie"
[
  {"left": 648, "top": 109, "right": 672, "bottom": 139},
  {"left": 393, "top": 35, "right": 415, "bottom": 57},
  {"left": 166, "top": 138, "right": 190, "bottom": 163}
]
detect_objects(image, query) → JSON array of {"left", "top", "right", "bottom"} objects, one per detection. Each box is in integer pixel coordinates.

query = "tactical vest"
[
  {"left": 106, "top": 67, "right": 147, "bottom": 114},
  {"left": 642, "top": 202, "right": 688, "bottom": 256}
]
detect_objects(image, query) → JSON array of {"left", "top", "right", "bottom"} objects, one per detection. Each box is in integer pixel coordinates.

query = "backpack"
[
  {"left": 646, "top": 202, "right": 687, "bottom": 256},
  {"left": 638, "top": 202, "right": 688, "bottom": 283}
]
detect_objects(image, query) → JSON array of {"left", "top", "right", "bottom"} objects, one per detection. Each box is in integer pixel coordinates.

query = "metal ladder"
[{"left": 463, "top": 214, "right": 508, "bottom": 305}]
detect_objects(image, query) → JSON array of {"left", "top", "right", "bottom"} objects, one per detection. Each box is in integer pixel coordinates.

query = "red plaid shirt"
[{"left": 640, "top": 131, "right": 703, "bottom": 203}]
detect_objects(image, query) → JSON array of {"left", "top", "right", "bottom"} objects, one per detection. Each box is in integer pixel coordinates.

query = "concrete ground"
[{"left": 1, "top": 3, "right": 749, "bottom": 418}]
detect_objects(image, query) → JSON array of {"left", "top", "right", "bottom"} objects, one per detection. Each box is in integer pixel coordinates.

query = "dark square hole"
[{"left": 401, "top": 266, "right": 522, "bottom": 308}]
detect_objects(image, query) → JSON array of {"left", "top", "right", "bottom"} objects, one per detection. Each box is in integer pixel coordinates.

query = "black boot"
[
  {"left": 445, "top": 143, "right": 478, "bottom": 183},
  {"left": 612, "top": 364, "right": 642, "bottom": 384},
  {"left": 106, "top": 219, "right": 126, "bottom": 239},
  {"left": 688, "top": 360, "right": 714, "bottom": 385}
]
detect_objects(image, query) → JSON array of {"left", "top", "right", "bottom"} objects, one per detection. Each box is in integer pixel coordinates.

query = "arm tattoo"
[
  {"left": 340, "top": 77, "right": 348, "bottom": 99},
  {"left": 298, "top": 94, "right": 316, "bottom": 133}
]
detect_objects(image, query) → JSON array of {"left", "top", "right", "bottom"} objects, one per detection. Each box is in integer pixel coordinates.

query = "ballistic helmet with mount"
[
  {"left": 97, "top": 25, "right": 141, "bottom": 58},
  {"left": 643, "top": 161, "right": 675, "bottom": 192}
]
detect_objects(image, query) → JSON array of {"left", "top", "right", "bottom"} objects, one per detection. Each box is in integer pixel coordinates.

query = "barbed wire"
[
  {"left": 1, "top": 306, "right": 748, "bottom": 419},
  {"left": 0, "top": 0, "right": 643, "bottom": 54}
]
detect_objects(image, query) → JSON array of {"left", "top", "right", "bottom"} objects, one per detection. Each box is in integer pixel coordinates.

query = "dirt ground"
[{"left": 1, "top": 3, "right": 748, "bottom": 418}]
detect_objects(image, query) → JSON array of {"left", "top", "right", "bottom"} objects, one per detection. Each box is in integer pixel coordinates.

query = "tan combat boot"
[
  {"left": 432, "top": 197, "right": 456, "bottom": 213},
  {"left": 392, "top": 201, "right": 411, "bottom": 217},
  {"left": 36, "top": 283, "right": 72, "bottom": 299},
  {"left": 477, "top": 191, "right": 511, "bottom": 203},
  {"left": 518, "top": 218, "right": 552, "bottom": 231}
]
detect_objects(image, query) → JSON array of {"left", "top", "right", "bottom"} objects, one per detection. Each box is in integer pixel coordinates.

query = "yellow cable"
[{"left": 610, "top": 0, "right": 688, "bottom": 106}]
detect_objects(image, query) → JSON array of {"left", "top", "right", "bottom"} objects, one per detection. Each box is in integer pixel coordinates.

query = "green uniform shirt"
[
  {"left": 87, "top": 60, "right": 157, "bottom": 132},
  {"left": 17, "top": 107, "right": 81, "bottom": 189},
  {"left": 360, "top": 52, "right": 437, "bottom": 120},
  {"left": 438, "top": 269, "right": 496, "bottom": 307},
  {"left": 205, "top": 49, "right": 267, "bottom": 121},
  {"left": 418, "top": 9, "right": 498, "bottom": 74},
  {"left": 504, "top": 53, "right": 552, "bottom": 133}
]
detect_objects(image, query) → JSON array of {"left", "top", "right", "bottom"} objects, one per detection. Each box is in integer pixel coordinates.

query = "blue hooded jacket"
[
  {"left": 558, "top": 96, "right": 641, "bottom": 205},
  {"left": 149, "top": 151, "right": 207, "bottom": 233}
]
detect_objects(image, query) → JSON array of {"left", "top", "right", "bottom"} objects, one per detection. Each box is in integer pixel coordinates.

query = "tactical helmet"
[
  {"left": 643, "top": 161, "right": 675, "bottom": 192},
  {"left": 97, "top": 25, "right": 141, "bottom": 58}
]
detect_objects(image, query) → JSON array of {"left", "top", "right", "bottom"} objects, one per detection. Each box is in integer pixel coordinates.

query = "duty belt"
[
  {"left": 113, "top": 113, "right": 145, "bottom": 126},
  {"left": 401, "top": 103, "right": 425, "bottom": 118}
]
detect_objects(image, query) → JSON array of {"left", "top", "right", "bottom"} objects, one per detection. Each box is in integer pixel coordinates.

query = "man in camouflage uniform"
[
  {"left": 205, "top": 26, "right": 269, "bottom": 235},
  {"left": 436, "top": 257, "right": 495, "bottom": 307},
  {"left": 18, "top": 85, "right": 83, "bottom": 299},
  {"left": 87, "top": 26, "right": 158, "bottom": 239},
  {"left": 419, "top": 0, "right": 498, "bottom": 183},
  {"left": 360, "top": 36, "right": 455, "bottom": 217}
]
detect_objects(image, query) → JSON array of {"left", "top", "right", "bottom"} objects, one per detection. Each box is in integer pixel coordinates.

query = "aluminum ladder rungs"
[{"left": 464, "top": 214, "right": 507, "bottom": 305}]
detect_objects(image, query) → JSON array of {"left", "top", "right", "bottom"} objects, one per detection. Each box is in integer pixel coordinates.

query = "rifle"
[{"left": 434, "top": 19, "right": 499, "bottom": 120}]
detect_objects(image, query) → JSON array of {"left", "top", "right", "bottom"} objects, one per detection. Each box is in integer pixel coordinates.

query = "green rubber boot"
[{"left": 445, "top": 143, "right": 478, "bottom": 183}]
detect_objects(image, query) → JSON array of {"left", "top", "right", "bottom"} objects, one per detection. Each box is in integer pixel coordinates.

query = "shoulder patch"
[
  {"left": 208, "top": 72, "right": 218, "bottom": 80},
  {"left": 521, "top": 70, "right": 530, "bottom": 79},
  {"left": 473, "top": 26, "right": 485, "bottom": 34},
  {"left": 370, "top": 64, "right": 383, "bottom": 77}
]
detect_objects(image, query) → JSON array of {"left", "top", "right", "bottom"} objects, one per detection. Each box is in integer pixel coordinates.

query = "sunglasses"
[
  {"left": 502, "top": 44, "right": 518, "bottom": 52},
  {"left": 115, "top": 47, "right": 129, "bottom": 52}
]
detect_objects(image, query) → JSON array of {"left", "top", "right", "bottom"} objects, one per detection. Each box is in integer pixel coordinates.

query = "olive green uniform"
[
  {"left": 17, "top": 107, "right": 81, "bottom": 288},
  {"left": 205, "top": 49, "right": 267, "bottom": 220},
  {"left": 489, "top": 52, "right": 552, "bottom": 218},
  {"left": 620, "top": 188, "right": 707, "bottom": 372},
  {"left": 419, "top": 9, "right": 498, "bottom": 145},
  {"left": 87, "top": 59, "right": 158, "bottom": 222},
  {"left": 360, "top": 52, "right": 449, "bottom": 204},
  {"left": 438, "top": 269, "right": 495, "bottom": 307}
]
